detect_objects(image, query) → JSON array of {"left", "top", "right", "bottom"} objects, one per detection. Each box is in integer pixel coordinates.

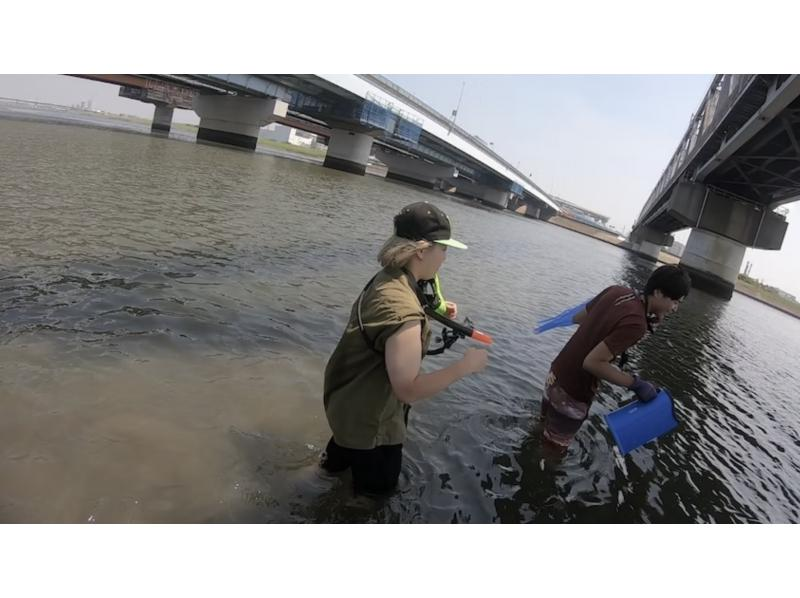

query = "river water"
[{"left": 1, "top": 111, "right": 799, "bottom": 523}]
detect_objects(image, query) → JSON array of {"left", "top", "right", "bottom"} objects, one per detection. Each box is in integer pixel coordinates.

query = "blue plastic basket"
[{"left": 605, "top": 389, "right": 678, "bottom": 455}]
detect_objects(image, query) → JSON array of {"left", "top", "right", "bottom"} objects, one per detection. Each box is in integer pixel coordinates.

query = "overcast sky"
[{"left": 0, "top": 74, "right": 797, "bottom": 297}]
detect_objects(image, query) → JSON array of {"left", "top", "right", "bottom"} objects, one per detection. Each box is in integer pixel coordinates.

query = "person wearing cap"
[
  {"left": 539, "top": 264, "right": 691, "bottom": 449},
  {"left": 321, "top": 201, "right": 489, "bottom": 495}
]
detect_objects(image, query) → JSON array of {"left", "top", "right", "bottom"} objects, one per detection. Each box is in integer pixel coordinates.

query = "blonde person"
[{"left": 321, "top": 201, "right": 489, "bottom": 495}]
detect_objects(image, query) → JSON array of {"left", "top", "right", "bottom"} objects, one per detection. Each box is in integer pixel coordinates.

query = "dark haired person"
[
  {"left": 321, "top": 201, "right": 489, "bottom": 495},
  {"left": 540, "top": 264, "right": 692, "bottom": 448}
]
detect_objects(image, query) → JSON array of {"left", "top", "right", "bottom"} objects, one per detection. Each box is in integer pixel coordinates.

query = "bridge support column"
[
  {"left": 514, "top": 203, "right": 540, "bottom": 219},
  {"left": 631, "top": 239, "right": 662, "bottom": 260},
  {"left": 628, "top": 227, "right": 673, "bottom": 261},
  {"left": 481, "top": 188, "right": 512, "bottom": 209},
  {"left": 445, "top": 178, "right": 513, "bottom": 208},
  {"left": 323, "top": 129, "right": 374, "bottom": 175},
  {"left": 657, "top": 181, "right": 789, "bottom": 298},
  {"left": 193, "top": 95, "right": 288, "bottom": 151},
  {"left": 151, "top": 103, "right": 174, "bottom": 136},
  {"left": 374, "top": 148, "right": 457, "bottom": 188},
  {"left": 680, "top": 229, "right": 747, "bottom": 299}
]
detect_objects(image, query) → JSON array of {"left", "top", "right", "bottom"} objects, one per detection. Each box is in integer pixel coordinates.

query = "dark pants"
[{"left": 320, "top": 437, "right": 403, "bottom": 495}]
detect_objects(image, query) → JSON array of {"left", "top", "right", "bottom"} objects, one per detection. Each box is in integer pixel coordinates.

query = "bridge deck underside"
[
  {"left": 643, "top": 78, "right": 800, "bottom": 233},
  {"left": 705, "top": 97, "right": 800, "bottom": 206}
]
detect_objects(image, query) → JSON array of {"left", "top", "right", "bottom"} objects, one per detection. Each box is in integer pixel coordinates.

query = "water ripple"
[{"left": 2, "top": 115, "right": 799, "bottom": 522}]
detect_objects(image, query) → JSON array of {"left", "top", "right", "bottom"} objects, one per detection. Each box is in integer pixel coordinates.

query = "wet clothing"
[
  {"left": 320, "top": 437, "right": 403, "bottom": 495},
  {"left": 540, "top": 370, "right": 591, "bottom": 447},
  {"left": 550, "top": 286, "right": 647, "bottom": 404},
  {"left": 323, "top": 266, "right": 432, "bottom": 451},
  {"left": 541, "top": 286, "right": 648, "bottom": 446}
]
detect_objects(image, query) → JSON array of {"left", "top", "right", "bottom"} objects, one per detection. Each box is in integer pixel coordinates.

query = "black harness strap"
[
  {"left": 355, "top": 269, "right": 461, "bottom": 357},
  {"left": 618, "top": 290, "right": 654, "bottom": 369}
]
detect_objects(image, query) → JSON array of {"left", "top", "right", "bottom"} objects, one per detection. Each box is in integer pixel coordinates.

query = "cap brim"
[{"left": 434, "top": 238, "right": 468, "bottom": 250}]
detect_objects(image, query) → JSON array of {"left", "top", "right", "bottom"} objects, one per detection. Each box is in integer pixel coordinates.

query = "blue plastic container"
[
  {"left": 605, "top": 389, "right": 678, "bottom": 454},
  {"left": 534, "top": 301, "right": 588, "bottom": 334}
]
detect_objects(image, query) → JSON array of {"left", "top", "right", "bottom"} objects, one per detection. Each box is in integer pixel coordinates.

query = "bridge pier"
[
  {"left": 511, "top": 201, "right": 541, "bottom": 219},
  {"left": 374, "top": 147, "right": 457, "bottom": 189},
  {"left": 519, "top": 206, "right": 541, "bottom": 219},
  {"left": 445, "top": 178, "right": 513, "bottom": 208},
  {"left": 151, "top": 103, "right": 174, "bottom": 137},
  {"left": 193, "top": 95, "right": 288, "bottom": 151},
  {"left": 680, "top": 229, "right": 746, "bottom": 299},
  {"left": 481, "top": 188, "right": 513, "bottom": 209},
  {"left": 630, "top": 239, "right": 663, "bottom": 260},
  {"left": 627, "top": 227, "right": 673, "bottom": 261},
  {"left": 650, "top": 182, "right": 789, "bottom": 299},
  {"left": 322, "top": 129, "right": 374, "bottom": 175}
]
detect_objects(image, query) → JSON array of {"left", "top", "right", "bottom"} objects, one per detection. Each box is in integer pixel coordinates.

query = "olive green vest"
[{"left": 323, "top": 267, "right": 432, "bottom": 449}]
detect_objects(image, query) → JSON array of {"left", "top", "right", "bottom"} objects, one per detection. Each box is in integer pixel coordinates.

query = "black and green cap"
[{"left": 394, "top": 201, "right": 468, "bottom": 250}]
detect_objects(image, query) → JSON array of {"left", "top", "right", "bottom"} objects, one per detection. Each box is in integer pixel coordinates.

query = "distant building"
[{"left": 549, "top": 195, "right": 622, "bottom": 237}]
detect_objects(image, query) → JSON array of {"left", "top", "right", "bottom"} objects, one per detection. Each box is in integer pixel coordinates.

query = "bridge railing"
[{"left": 637, "top": 74, "right": 758, "bottom": 223}]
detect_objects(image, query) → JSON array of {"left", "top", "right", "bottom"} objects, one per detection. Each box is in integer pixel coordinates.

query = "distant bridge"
[{"left": 72, "top": 74, "right": 560, "bottom": 219}]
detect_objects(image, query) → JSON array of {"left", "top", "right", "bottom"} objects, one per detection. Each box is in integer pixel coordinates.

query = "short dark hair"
[{"left": 644, "top": 265, "right": 692, "bottom": 300}]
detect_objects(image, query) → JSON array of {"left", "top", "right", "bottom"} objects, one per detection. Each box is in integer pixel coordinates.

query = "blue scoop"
[
  {"left": 534, "top": 301, "right": 588, "bottom": 334},
  {"left": 605, "top": 389, "right": 678, "bottom": 455}
]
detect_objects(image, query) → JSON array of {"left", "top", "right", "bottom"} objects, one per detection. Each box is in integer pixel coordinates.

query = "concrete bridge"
[
  {"left": 73, "top": 74, "right": 559, "bottom": 219},
  {"left": 629, "top": 74, "right": 800, "bottom": 298}
]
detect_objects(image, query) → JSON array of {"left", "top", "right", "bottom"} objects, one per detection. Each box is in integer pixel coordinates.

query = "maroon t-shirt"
[{"left": 550, "top": 285, "right": 647, "bottom": 404}]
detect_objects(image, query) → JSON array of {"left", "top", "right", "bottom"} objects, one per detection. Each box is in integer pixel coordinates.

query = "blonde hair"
[{"left": 377, "top": 235, "right": 433, "bottom": 269}]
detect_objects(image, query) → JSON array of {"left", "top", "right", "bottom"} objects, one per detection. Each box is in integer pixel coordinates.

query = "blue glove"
[{"left": 628, "top": 374, "right": 658, "bottom": 402}]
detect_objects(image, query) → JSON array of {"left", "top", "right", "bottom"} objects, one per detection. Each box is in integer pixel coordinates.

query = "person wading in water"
[{"left": 321, "top": 201, "right": 489, "bottom": 495}]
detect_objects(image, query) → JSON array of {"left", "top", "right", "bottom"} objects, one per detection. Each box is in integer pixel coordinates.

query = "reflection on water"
[{"left": 2, "top": 115, "right": 799, "bottom": 523}]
